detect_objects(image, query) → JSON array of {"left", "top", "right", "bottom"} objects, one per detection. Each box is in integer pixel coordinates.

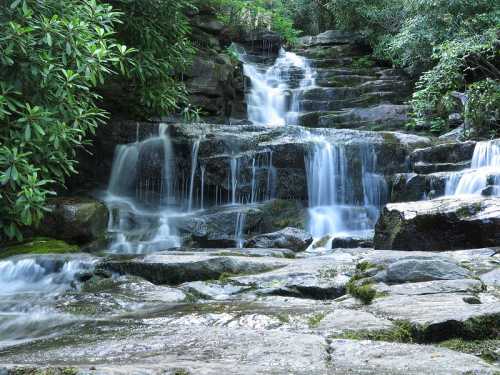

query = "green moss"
[
  {"left": 332, "top": 320, "right": 418, "bottom": 343},
  {"left": 347, "top": 280, "right": 377, "bottom": 305},
  {"left": 439, "top": 339, "right": 500, "bottom": 364},
  {"left": 351, "top": 56, "right": 375, "bottom": 69},
  {"left": 0, "top": 238, "right": 79, "bottom": 259},
  {"left": 8, "top": 368, "right": 79, "bottom": 375},
  {"left": 356, "top": 261, "right": 378, "bottom": 272},
  {"left": 276, "top": 313, "right": 290, "bottom": 324},
  {"left": 308, "top": 312, "right": 327, "bottom": 328}
]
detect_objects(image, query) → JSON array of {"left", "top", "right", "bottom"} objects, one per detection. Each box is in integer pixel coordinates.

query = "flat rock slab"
[
  {"left": 368, "top": 293, "right": 500, "bottom": 340},
  {"left": 374, "top": 279, "right": 484, "bottom": 296},
  {"left": 0, "top": 325, "right": 329, "bottom": 375},
  {"left": 102, "top": 252, "right": 290, "bottom": 285},
  {"left": 328, "top": 339, "right": 498, "bottom": 374}
]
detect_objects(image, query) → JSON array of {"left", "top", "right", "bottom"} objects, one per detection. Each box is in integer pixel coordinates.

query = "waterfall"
[
  {"left": 445, "top": 140, "right": 500, "bottom": 196},
  {"left": 187, "top": 138, "right": 201, "bottom": 211},
  {"left": 234, "top": 212, "right": 246, "bottom": 248},
  {"left": 105, "top": 123, "right": 181, "bottom": 254},
  {"left": 306, "top": 141, "right": 387, "bottom": 240},
  {"left": 240, "top": 47, "right": 316, "bottom": 126}
]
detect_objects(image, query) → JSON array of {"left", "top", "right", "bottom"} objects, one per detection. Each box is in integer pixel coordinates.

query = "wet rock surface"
[{"left": 0, "top": 247, "right": 498, "bottom": 374}]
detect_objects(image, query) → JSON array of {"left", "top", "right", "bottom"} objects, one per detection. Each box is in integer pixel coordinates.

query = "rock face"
[
  {"left": 38, "top": 197, "right": 108, "bottom": 244},
  {"left": 244, "top": 227, "right": 313, "bottom": 252},
  {"left": 374, "top": 196, "right": 500, "bottom": 251}
]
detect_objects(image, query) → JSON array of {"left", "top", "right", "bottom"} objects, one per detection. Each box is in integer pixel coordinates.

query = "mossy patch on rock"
[{"left": 0, "top": 238, "right": 79, "bottom": 259}]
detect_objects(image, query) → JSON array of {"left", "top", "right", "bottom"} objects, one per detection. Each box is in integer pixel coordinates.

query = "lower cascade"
[
  {"left": 0, "top": 257, "right": 94, "bottom": 347},
  {"left": 446, "top": 140, "right": 500, "bottom": 196},
  {"left": 306, "top": 141, "right": 387, "bottom": 241}
]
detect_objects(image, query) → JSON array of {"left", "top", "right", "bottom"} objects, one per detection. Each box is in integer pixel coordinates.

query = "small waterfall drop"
[
  {"left": 445, "top": 140, "right": 500, "bottom": 196},
  {"left": 105, "top": 123, "right": 181, "bottom": 254},
  {"left": 239, "top": 47, "right": 316, "bottom": 126},
  {"left": 306, "top": 141, "right": 387, "bottom": 240}
]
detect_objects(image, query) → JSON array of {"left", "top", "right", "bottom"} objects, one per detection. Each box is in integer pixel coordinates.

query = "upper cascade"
[
  {"left": 446, "top": 140, "right": 500, "bottom": 196},
  {"left": 238, "top": 46, "right": 317, "bottom": 126}
]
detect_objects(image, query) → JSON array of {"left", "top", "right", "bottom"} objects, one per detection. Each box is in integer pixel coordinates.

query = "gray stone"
[
  {"left": 328, "top": 339, "right": 498, "bottom": 375},
  {"left": 103, "top": 252, "right": 289, "bottom": 285},
  {"left": 318, "top": 104, "right": 410, "bottom": 130},
  {"left": 375, "top": 279, "right": 484, "bottom": 295},
  {"left": 384, "top": 258, "right": 472, "bottom": 283},
  {"left": 374, "top": 196, "right": 500, "bottom": 251},
  {"left": 409, "top": 141, "right": 476, "bottom": 169},
  {"left": 232, "top": 253, "right": 355, "bottom": 299},
  {"left": 244, "top": 227, "right": 313, "bottom": 252}
]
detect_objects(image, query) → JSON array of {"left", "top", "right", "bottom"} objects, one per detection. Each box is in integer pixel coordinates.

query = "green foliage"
[
  {"left": 466, "top": 79, "right": 500, "bottom": 138},
  {"left": 0, "top": 0, "right": 131, "bottom": 241},
  {"left": 106, "top": 0, "right": 196, "bottom": 115},
  {"left": 326, "top": 0, "right": 500, "bottom": 137},
  {"left": 211, "top": 0, "right": 300, "bottom": 43}
]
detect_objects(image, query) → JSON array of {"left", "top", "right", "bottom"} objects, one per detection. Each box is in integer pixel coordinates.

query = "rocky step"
[
  {"left": 294, "top": 44, "right": 366, "bottom": 59},
  {"left": 409, "top": 141, "right": 477, "bottom": 174},
  {"left": 298, "top": 104, "right": 410, "bottom": 130},
  {"left": 297, "top": 30, "right": 364, "bottom": 48}
]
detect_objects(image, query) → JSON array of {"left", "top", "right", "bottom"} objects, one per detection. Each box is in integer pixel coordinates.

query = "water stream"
[
  {"left": 0, "top": 256, "right": 95, "bottom": 348},
  {"left": 240, "top": 47, "right": 316, "bottom": 126},
  {"left": 306, "top": 141, "right": 387, "bottom": 242},
  {"left": 446, "top": 140, "right": 500, "bottom": 196}
]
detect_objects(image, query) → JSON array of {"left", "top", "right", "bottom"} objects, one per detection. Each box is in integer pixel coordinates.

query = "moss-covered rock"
[
  {"left": 0, "top": 238, "right": 79, "bottom": 259},
  {"left": 38, "top": 196, "right": 109, "bottom": 244}
]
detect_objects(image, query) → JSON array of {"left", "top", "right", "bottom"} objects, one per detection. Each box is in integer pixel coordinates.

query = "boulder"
[
  {"left": 383, "top": 258, "right": 472, "bottom": 283},
  {"left": 244, "top": 227, "right": 313, "bottom": 252},
  {"left": 39, "top": 197, "right": 109, "bottom": 244},
  {"left": 331, "top": 234, "right": 373, "bottom": 249},
  {"left": 374, "top": 196, "right": 500, "bottom": 251}
]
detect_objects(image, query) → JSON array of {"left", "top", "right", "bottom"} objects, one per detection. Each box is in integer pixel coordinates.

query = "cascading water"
[
  {"left": 239, "top": 47, "right": 316, "bottom": 126},
  {"left": 445, "top": 140, "right": 500, "bottom": 196},
  {"left": 0, "top": 256, "right": 94, "bottom": 348},
  {"left": 306, "top": 140, "right": 387, "bottom": 241},
  {"left": 105, "top": 123, "right": 181, "bottom": 253}
]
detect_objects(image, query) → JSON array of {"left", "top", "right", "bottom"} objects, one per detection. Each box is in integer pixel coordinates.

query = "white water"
[
  {"left": 445, "top": 140, "right": 500, "bottom": 196},
  {"left": 306, "top": 141, "right": 387, "bottom": 240},
  {"left": 0, "top": 257, "right": 94, "bottom": 347},
  {"left": 105, "top": 123, "right": 181, "bottom": 253},
  {"left": 188, "top": 138, "right": 201, "bottom": 211},
  {"left": 240, "top": 47, "right": 316, "bottom": 126}
]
